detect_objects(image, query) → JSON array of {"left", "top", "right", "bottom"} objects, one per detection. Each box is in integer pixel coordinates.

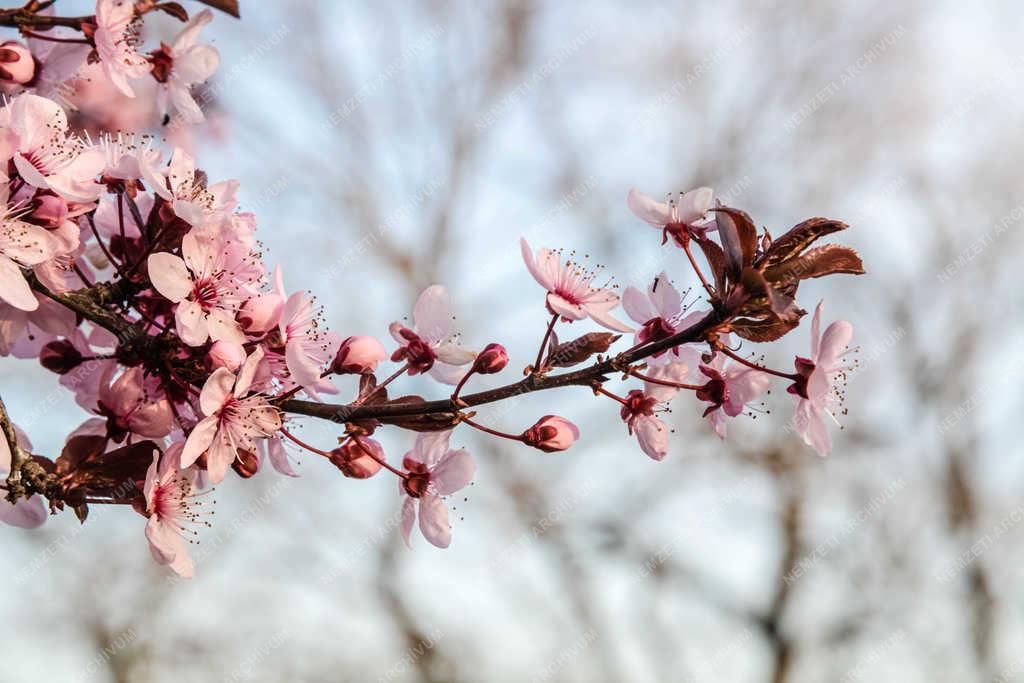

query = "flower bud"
[
  {"left": 231, "top": 449, "right": 260, "bottom": 478},
  {"left": 472, "top": 343, "right": 508, "bottom": 374},
  {"left": 39, "top": 340, "right": 84, "bottom": 375},
  {"left": 521, "top": 415, "right": 579, "bottom": 452},
  {"left": 332, "top": 335, "right": 387, "bottom": 375},
  {"left": 0, "top": 41, "right": 35, "bottom": 85},
  {"left": 329, "top": 438, "right": 383, "bottom": 479},
  {"left": 208, "top": 340, "right": 244, "bottom": 372}
]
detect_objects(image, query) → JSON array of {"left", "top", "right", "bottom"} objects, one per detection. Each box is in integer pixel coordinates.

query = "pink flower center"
[{"left": 191, "top": 277, "right": 220, "bottom": 310}]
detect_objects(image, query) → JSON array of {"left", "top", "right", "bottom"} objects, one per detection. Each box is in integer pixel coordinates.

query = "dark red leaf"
[
  {"left": 762, "top": 218, "right": 847, "bottom": 266},
  {"left": 730, "top": 316, "right": 802, "bottom": 342},
  {"left": 154, "top": 2, "right": 189, "bottom": 21},
  {"left": 56, "top": 435, "right": 108, "bottom": 475},
  {"left": 694, "top": 237, "right": 727, "bottom": 293},
  {"left": 763, "top": 245, "right": 865, "bottom": 285},
  {"left": 547, "top": 332, "right": 620, "bottom": 368},
  {"left": 194, "top": 0, "right": 240, "bottom": 17}
]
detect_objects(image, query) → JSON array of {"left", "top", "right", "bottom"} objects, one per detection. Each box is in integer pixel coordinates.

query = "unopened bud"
[
  {"left": 472, "top": 343, "right": 508, "bottom": 374},
  {"left": 232, "top": 449, "right": 260, "bottom": 478},
  {"left": 331, "top": 335, "right": 387, "bottom": 375},
  {"left": 521, "top": 415, "right": 579, "bottom": 452},
  {"left": 329, "top": 438, "right": 383, "bottom": 479},
  {"left": 0, "top": 41, "right": 35, "bottom": 85},
  {"left": 39, "top": 340, "right": 84, "bottom": 374}
]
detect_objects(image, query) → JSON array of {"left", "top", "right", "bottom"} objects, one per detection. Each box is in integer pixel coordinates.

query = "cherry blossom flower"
[
  {"left": 147, "top": 233, "right": 246, "bottom": 346},
  {"left": 521, "top": 415, "right": 579, "bottom": 452},
  {"left": 181, "top": 346, "right": 282, "bottom": 484},
  {"left": 399, "top": 430, "right": 475, "bottom": 549},
  {"left": 149, "top": 10, "right": 220, "bottom": 124},
  {"left": 627, "top": 186, "right": 716, "bottom": 246},
  {"left": 621, "top": 271, "right": 705, "bottom": 367},
  {"left": 0, "top": 292, "right": 74, "bottom": 355},
  {"left": 790, "top": 301, "right": 854, "bottom": 456},
  {"left": 619, "top": 362, "right": 688, "bottom": 460},
  {"left": 144, "top": 147, "right": 237, "bottom": 226},
  {"left": 696, "top": 348, "right": 771, "bottom": 439},
  {"left": 389, "top": 285, "right": 475, "bottom": 385},
  {"left": 278, "top": 288, "right": 339, "bottom": 398},
  {"left": 519, "top": 237, "right": 632, "bottom": 332},
  {"left": 71, "top": 364, "right": 173, "bottom": 443},
  {"left": 0, "top": 94, "right": 104, "bottom": 202},
  {"left": 0, "top": 424, "right": 47, "bottom": 528},
  {"left": 94, "top": 0, "right": 151, "bottom": 97},
  {"left": 143, "top": 441, "right": 203, "bottom": 578}
]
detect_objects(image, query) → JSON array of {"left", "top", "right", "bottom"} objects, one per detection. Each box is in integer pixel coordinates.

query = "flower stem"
[
  {"left": 532, "top": 313, "right": 559, "bottom": 374},
  {"left": 715, "top": 345, "right": 797, "bottom": 380},
  {"left": 279, "top": 426, "right": 334, "bottom": 458},
  {"left": 459, "top": 414, "right": 525, "bottom": 442},
  {"left": 682, "top": 240, "right": 715, "bottom": 299},
  {"left": 628, "top": 369, "right": 703, "bottom": 391},
  {"left": 352, "top": 437, "right": 407, "bottom": 478}
]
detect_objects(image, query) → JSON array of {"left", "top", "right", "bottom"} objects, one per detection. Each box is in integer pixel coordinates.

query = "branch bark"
[{"left": 280, "top": 309, "right": 725, "bottom": 425}]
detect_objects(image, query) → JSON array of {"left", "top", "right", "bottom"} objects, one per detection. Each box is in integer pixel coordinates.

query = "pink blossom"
[
  {"left": 143, "top": 441, "right": 203, "bottom": 578},
  {"left": 332, "top": 335, "right": 387, "bottom": 374},
  {"left": 181, "top": 346, "right": 282, "bottom": 484},
  {"left": 278, "top": 288, "right": 339, "bottom": 398},
  {"left": 94, "top": 0, "right": 151, "bottom": 97},
  {"left": 519, "top": 237, "right": 632, "bottom": 332},
  {"left": 261, "top": 436, "right": 299, "bottom": 477},
  {"left": 144, "top": 148, "right": 237, "bottom": 226},
  {"left": 150, "top": 10, "right": 220, "bottom": 124},
  {"left": 619, "top": 362, "right": 688, "bottom": 460},
  {"left": 521, "top": 415, "right": 579, "bottom": 452},
  {"left": 0, "top": 94, "right": 104, "bottom": 202},
  {"left": 0, "top": 424, "right": 47, "bottom": 528},
  {"left": 790, "top": 302, "right": 854, "bottom": 456},
  {"left": 399, "top": 430, "right": 475, "bottom": 549},
  {"left": 472, "top": 343, "right": 508, "bottom": 374},
  {"left": 621, "top": 271, "right": 705, "bottom": 367},
  {"left": 389, "top": 284, "right": 475, "bottom": 385},
  {"left": 696, "top": 347, "right": 770, "bottom": 439},
  {"left": 71, "top": 364, "right": 173, "bottom": 443},
  {"left": 0, "top": 293, "right": 75, "bottom": 355},
  {"left": 147, "top": 233, "right": 245, "bottom": 346},
  {"left": 627, "top": 187, "right": 717, "bottom": 246}
]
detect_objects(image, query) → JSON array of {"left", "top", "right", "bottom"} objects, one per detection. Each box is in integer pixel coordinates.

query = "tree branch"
[{"left": 281, "top": 309, "right": 725, "bottom": 425}]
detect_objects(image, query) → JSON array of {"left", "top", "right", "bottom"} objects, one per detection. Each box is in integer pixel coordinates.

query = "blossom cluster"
[{"left": 0, "top": 1, "right": 864, "bottom": 578}]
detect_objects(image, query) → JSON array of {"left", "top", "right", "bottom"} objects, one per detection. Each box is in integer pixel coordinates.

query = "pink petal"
[
  {"left": 175, "top": 300, "right": 208, "bottom": 346},
  {"left": 0, "top": 255, "right": 37, "bottom": 311},
  {"left": 649, "top": 271, "right": 682, "bottom": 320},
  {"left": 147, "top": 252, "right": 192, "bottom": 302},
  {"left": 0, "top": 495, "right": 47, "bottom": 529},
  {"left": 180, "top": 415, "right": 218, "bottom": 467},
  {"left": 621, "top": 286, "right": 656, "bottom": 325},
  {"left": 627, "top": 187, "right": 671, "bottom": 226},
  {"left": 546, "top": 293, "right": 586, "bottom": 321},
  {"left": 412, "top": 430, "right": 452, "bottom": 467},
  {"left": 818, "top": 320, "right": 853, "bottom": 371},
  {"left": 413, "top": 285, "right": 453, "bottom": 344},
  {"left": 200, "top": 367, "right": 234, "bottom": 416},
  {"left": 431, "top": 448, "right": 475, "bottom": 495},
  {"left": 585, "top": 304, "right": 633, "bottom": 333},
  {"left": 234, "top": 345, "right": 264, "bottom": 397},
  {"left": 418, "top": 494, "right": 452, "bottom": 549},
  {"left": 265, "top": 438, "right": 298, "bottom": 477},
  {"left": 129, "top": 400, "right": 174, "bottom": 439},
  {"left": 810, "top": 301, "right": 823, "bottom": 360},
  {"left": 635, "top": 415, "right": 669, "bottom": 461},
  {"left": 400, "top": 497, "right": 416, "bottom": 548},
  {"left": 677, "top": 187, "right": 714, "bottom": 224}
]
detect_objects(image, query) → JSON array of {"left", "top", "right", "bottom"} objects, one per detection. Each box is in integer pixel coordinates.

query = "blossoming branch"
[{"left": 0, "top": 0, "right": 863, "bottom": 578}]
